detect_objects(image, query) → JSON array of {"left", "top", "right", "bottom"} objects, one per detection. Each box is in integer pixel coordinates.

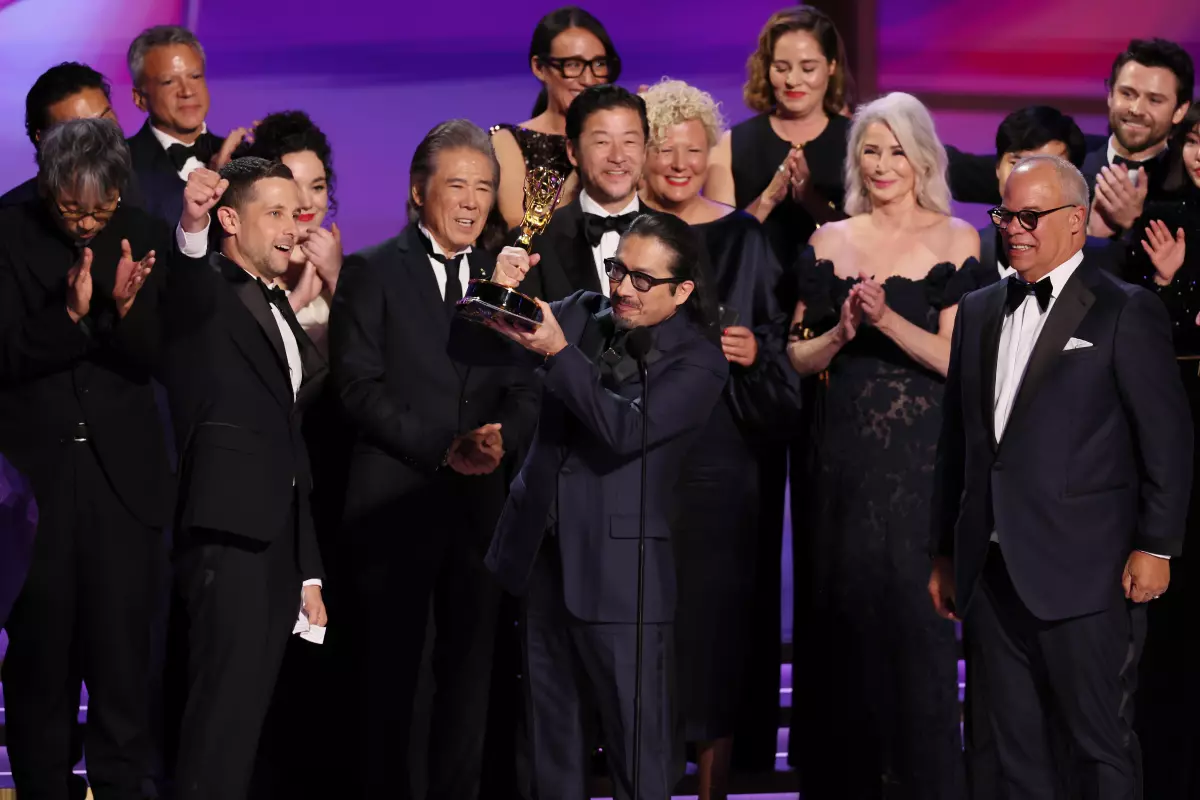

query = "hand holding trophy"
[{"left": 456, "top": 166, "right": 564, "bottom": 333}]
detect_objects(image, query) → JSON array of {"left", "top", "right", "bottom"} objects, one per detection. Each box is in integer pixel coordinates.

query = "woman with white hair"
[
  {"left": 639, "top": 77, "right": 800, "bottom": 800},
  {"left": 785, "top": 92, "right": 980, "bottom": 799}
]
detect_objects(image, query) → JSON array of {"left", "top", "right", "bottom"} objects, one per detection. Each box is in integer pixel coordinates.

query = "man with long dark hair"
[{"left": 453, "top": 212, "right": 725, "bottom": 799}]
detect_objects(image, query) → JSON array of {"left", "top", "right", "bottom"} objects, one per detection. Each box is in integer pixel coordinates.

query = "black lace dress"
[
  {"left": 788, "top": 249, "right": 982, "bottom": 800},
  {"left": 488, "top": 123, "right": 573, "bottom": 180}
]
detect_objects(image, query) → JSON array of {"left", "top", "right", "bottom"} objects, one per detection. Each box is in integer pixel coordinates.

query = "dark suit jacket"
[
  {"left": 516, "top": 197, "right": 663, "bottom": 302},
  {"left": 328, "top": 224, "right": 539, "bottom": 538},
  {"left": 453, "top": 291, "right": 729, "bottom": 624},
  {"left": 934, "top": 258, "right": 1192, "bottom": 621},
  {"left": 0, "top": 199, "right": 172, "bottom": 527},
  {"left": 127, "top": 120, "right": 224, "bottom": 226},
  {"left": 977, "top": 226, "right": 1124, "bottom": 279},
  {"left": 162, "top": 250, "right": 326, "bottom": 578}
]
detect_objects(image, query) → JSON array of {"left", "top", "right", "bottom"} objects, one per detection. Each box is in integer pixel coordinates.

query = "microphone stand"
[{"left": 632, "top": 355, "right": 649, "bottom": 800}]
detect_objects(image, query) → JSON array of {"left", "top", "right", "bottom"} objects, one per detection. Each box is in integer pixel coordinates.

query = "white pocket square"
[{"left": 1064, "top": 337, "right": 1093, "bottom": 351}]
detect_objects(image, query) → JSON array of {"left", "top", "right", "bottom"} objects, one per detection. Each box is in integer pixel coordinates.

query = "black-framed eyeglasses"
[
  {"left": 53, "top": 196, "right": 121, "bottom": 223},
  {"left": 989, "top": 204, "right": 1075, "bottom": 232},
  {"left": 604, "top": 257, "right": 685, "bottom": 292},
  {"left": 539, "top": 55, "right": 613, "bottom": 79}
]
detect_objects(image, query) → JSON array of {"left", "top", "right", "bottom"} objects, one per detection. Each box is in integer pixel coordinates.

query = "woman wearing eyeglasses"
[
  {"left": 785, "top": 93, "right": 979, "bottom": 799},
  {"left": 637, "top": 78, "right": 800, "bottom": 800},
  {"left": 490, "top": 7, "right": 620, "bottom": 230}
]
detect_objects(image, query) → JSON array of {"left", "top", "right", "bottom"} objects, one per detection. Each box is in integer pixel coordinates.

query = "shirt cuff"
[
  {"left": 176, "top": 221, "right": 210, "bottom": 258},
  {"left": 1138, "top": 551, "right": 1170, "bottom": 560},
  {"left": 302, "top": 578, "right": 323, "bottom": 588}
]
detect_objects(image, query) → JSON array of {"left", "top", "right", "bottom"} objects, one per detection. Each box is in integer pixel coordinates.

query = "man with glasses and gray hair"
[
  {"left": 0, "top": 116, "right": 209, "bottom": 799},
  {"left": 126, "top": 24, "right": 245, "bottom": 226},
  {"left": 931, "top": 154, "right": 1191, "bottom": 797}
]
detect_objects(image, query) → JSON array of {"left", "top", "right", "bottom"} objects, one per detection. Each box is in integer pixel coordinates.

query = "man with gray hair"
[
  {"left": 930, "top": 154, "right": 1192, "bottom": 797},
  {"left": 125, "top": 24, "right": 244, "bottom": 226},
  {"left": 0, "top": 117, "right": 209, "bottom": 799}
]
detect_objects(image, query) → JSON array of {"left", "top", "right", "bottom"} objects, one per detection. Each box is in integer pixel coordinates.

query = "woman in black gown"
[
  {"left": 706, "top": 8, "right": 855, "bottom": 770},
  {"left": 1123, "top": 103, "right": 1200, "bottom": 799},
  {"left": 639, "top": 78, "right": 800, "bottom": 800},
  {"left": 786, "top": 93, "right": 980, "bottom": 800},
  {"left": 490, "top": 7, "right": 620, "bottom": 228}
]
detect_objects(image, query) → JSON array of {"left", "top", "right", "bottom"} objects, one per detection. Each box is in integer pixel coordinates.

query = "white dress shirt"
[
  {"left": 579, "top": 190, "right": 639, "bottom": 297},
  {"left": 419, "top": 223, "right": 472, "bottom": 299},
  {"left": 150, "top": 123, "right": 209, "bottom": 181},
  {"left": 993, "top": 250, "right": 1084, "bottom": 439}
]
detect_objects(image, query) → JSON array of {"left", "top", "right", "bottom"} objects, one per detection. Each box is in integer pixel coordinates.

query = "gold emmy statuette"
[{"left": 456, "top": 166, "right": 565, "bottom": 331}]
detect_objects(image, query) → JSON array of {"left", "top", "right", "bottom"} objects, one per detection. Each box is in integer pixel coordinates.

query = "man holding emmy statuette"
[
  {"left": 505, "top": 84, "right": 657, "bottom": 302},
  {"left": 327, "top": 119, "right": 539, "bottom": 800},
  {"left": 450, "top": 212, "right": 727, "bottom": 800}
]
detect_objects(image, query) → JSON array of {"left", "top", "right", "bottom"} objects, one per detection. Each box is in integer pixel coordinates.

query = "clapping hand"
[
  {"left": 1094, "top": 165, "right": 1149, "bottom": 232},
  {"left": 66, "top": 247, "right": 93, "bottom": 323},
  {"left": 113, "top": 238, "right": 156, "bottom": 318},
  {"left": 1141, "top": 219, "right": 1186, "bottom": 285},
  {"left": 787, "top": 148, "right": 812, "bottom": 202},
  {"left": 209, "top": 126, "right": 251, "bottom": 171},
  {"left": 834, "top": 292, "right": 862, "bottom": 345},
  {"left": 447, "top": 423, "right": 504, "bottom": 475},
  {"left": 851, "top": 275, "right": 889, "bottom": 325},
  {"left": 301, "top": 223, "right": 343, "bottom": 291}
]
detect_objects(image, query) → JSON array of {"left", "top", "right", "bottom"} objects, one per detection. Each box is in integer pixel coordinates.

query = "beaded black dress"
[
  {"left": 489, "top": 124, "right": 573, "bottom": 181},
  {"left": 788, "top": 248, "right": 981, "bottom": 800}
]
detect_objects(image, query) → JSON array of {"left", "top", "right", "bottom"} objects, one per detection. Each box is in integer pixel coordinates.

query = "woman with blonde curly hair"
[
  {"left": 639, "top": 77, "right": 800, "bottom": 800},
  {"left": 706, "top": 6, "right": 852, "bottom": 271},
  {"left": 785, "top": 92, "right": 979, "bottom": 799}
]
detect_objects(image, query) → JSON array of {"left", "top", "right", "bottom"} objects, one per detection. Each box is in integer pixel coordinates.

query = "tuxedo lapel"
[
  {"left": 553, "top": 202, "right": 602, "bottom": 294},
  {"left": 979, "top": 283, "right": 1006, "bottom": 450},
  {"left": 1003, "top": 270, "right": 1095, "bottom": 443},
  {"left": 398, "top": 226, "right": 452, "bottom": 337},
  {"left": 577, "top": 306, "right": 615, "bottom": 363},
  {"left": 213, "top": 254, "right": 291, "bottom": 407}
]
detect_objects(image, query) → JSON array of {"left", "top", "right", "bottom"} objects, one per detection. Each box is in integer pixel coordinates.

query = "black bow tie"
[
  {"left": 166, "top": 138, "right": 215, "bottom": 172},
  {"left": 1006, "top": 274, "right": 1053, "bottom": 313},
  {"left": 583, "top": 211, "right": 639, "bottom": 248},
  {"left": 1112, "top": 154, "right": 1155, "bottom": 173}
]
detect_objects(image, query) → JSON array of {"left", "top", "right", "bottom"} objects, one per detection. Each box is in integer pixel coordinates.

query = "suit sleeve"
[
  {"left": 1113, "top": 289, "right": 1193, "bottom": 556},
  {"left": 328, "top": 257, "right": 456, "bottom": 470},
  {"left": 540, "top": 339, "right": 729, "bottom": 458},
  {"left": 946, "top": 146, "right": 1001, "bottom": 207},
  {"left": 931, "top": 296, "right": 968, "bottom": 559},
  {"left": 0, "top": 246, "right": 91, "bottom": 387}
]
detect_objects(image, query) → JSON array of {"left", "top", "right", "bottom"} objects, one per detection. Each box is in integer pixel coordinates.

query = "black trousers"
[
  {"left": 346, "top": 515, "right": 501, "bottom": 800},
  {"left": 2, "top": 442, "right": 159, "bottom": 800},
  {"left": 522, "top": 538, "right": 678, "bottom": 800},
  {"left": 967, "top": 547, "right": 1145, "bottom": 800},
  {"left": 171, "top": 511, "right": 301, "bottom": 800}
]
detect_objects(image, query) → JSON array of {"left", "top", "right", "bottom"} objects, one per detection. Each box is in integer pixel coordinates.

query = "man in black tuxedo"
[
  {"left": 930, "top": 155, "right": 1191, "bottom": 798},
  {"left": 517, "top": 84, "right": 650, "bottom": 302},
  {"left": 124, "top": 25, "right": 243, "bottom": 225},
  {"left": 455, "top": 213, "right": 728, "bottom": 799},
  {"left": 162, "top": 158, "right": 328, "bottom": 800},
  {"left": 1085, "top": 38, "right": 1193, "bottom": 238},
  {"left": 0, "top": 118, "right": 188, "bottom": 800},
  {"left": 328, "top": 119, "right": 538, "bottom": 800},
  {"left": 1, "top": 62, "right": 145, "bottom": 209}
]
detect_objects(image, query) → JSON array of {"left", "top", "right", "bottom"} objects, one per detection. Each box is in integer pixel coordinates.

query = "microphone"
[{"left": 626, "top": 324, "right": 652, "bottom": 800}]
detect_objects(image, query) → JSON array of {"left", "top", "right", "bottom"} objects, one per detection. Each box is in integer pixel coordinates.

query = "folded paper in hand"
[{"left": 293, "top": 608, "right": 326, "bottom": 644}]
